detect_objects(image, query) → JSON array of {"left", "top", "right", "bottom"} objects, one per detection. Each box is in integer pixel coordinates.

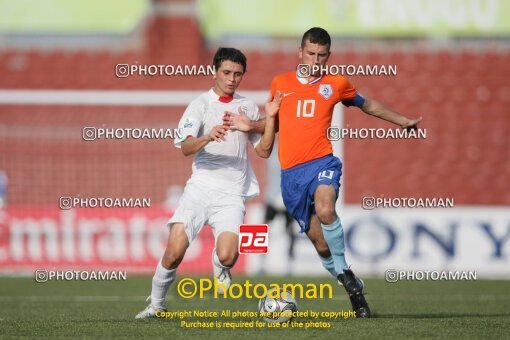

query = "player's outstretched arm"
[
  {"left": 180, "top": 125, "right": 228, "bottom": 156},
  {"left": 255, "top": 92, "right": 281, "bottom": 158},
  {"left": 361, "top": 97, "right": 422, "bottom": 129}
]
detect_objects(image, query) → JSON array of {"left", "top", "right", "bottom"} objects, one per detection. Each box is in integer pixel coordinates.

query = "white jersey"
[{"left": 174, "top": 89, "right": 262, "bottom": 198}]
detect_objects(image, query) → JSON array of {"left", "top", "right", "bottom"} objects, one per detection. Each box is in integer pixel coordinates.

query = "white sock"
[
  {"left": 213, "top": 250, "right": 232, "bottom": 269},
  {"left": 150, "top": 259, "right": 176, "bottom": 308}
]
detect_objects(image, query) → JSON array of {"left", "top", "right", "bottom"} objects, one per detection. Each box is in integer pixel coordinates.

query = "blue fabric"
[
  {"left": 281, "top": 154, "right": 342, "bottom": 232},
  {"left": 319, "top": 255, "right": 337, "bottom": 277},
  {"left": 322, "top": 217, "right": 348, "bottom": 272},
  {"left": 342, "top": 91, "right": 365, "bottom": 108}
]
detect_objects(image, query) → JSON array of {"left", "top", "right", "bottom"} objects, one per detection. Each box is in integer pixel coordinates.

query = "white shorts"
[{"left": 167, "top": 182, "right": 246, "bottom": 243}]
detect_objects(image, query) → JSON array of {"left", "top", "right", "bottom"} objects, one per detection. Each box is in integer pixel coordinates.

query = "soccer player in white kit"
[{"left": 136, "top": 48, "right": 281, "bottom": 319}]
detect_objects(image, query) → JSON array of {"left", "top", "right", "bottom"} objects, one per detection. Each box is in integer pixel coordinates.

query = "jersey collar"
[
  {"left": 209, "top": 88, "right": 235, "bottom": 103},
  {"left": 295, "top": 70, "right": 322, "bottom": 85}
]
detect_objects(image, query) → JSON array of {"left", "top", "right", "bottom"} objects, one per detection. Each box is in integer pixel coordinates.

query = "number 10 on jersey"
[{"left": 296, "top": 99, "right": 315, "bottom": 118}]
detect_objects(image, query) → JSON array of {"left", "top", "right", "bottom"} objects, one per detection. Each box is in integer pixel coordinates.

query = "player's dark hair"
[
  {"left": 213, "top": 47, "right": 247, "bottom": 73},
  {"left": 301, "top": 27, "right": 331, "bottom": 49}
]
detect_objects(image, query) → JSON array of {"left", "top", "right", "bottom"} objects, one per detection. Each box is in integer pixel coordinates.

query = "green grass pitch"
[{"left": 0, "top": 275, "right": 509, "bottom": 339}]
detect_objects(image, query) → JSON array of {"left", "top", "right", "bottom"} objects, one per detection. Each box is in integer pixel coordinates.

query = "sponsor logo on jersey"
[{"left": 183, "top": 117, "right": 194, "bottom": 128}]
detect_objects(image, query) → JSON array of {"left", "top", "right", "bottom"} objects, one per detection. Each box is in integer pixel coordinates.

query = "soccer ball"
[{"left": 258, "top": 289, "right": 298, "bottom": 323}]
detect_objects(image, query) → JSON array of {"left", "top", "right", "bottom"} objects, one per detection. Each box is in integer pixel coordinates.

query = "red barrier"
[{"left": 0, "top": 207, "right": 246, "bottom": 274}]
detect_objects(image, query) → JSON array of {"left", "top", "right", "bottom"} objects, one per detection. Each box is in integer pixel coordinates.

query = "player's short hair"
[
  {"left": 301, "top": 27, "right": 331, "bottom": 50},
  {"left": 213, "top": 47, "right": 247, "bottom": 73}
]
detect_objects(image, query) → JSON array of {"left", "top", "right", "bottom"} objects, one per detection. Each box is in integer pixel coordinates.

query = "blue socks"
[
  {"left": 321, "top": 217, "right": 348, "bottom": 274},
  {"left": 319, "top": 255, "right": 337, "bottom": 277}
]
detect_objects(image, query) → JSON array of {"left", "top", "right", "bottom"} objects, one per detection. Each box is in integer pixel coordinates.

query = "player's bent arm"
[
  {"left": 361, "top": 97, "right": 422, "bottom": 129},
  {"left": 223, "top": 110, "right": 268, "bottom": 133},
  {"left": 249, "top": 119, "right": 266, "bottom": 134},
  {"left": 244, "top": 118, "right": 278, "bottom": 134},
  {"left": 243, "top": 91, "right": 282, "bottom": 135},
  {"left": 225, "top": 92, "right": 281, "bottom": 135},
  {"left": 255, "top": 116, "right": 277, "bottom": 158},
  {"left": 180, "top": 125, "right": 228, "bottom": 156},
  {"left": 225, "top": 113, "right": 266, "bottom": 133},
  {"left": 254, "top": 91, "right": 281, "bottom": 157},
  {"left": 180, "top": 135, "right": 211, "bottom": 156}
]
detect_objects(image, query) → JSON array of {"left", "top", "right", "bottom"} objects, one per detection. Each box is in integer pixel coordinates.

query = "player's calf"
[
  {"left": 135, "top": 225, "right": 187, "bottom": 319},
  {"left": 212, "top": 248, "right": 233, "bottom": 295},
  {"left": 213, "top": 232, "right": 239, "bottom": 294}
]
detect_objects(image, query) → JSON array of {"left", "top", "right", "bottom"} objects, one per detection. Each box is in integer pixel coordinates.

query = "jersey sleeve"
[
  {"left": 338, "top": 77, "right": 365, "bottom": 108},
  {"left": 174, "top": 100, "right": 204, "bottom": 148},
  {"left": 339, "top": 77, "right": 357, "bottom": 101}
]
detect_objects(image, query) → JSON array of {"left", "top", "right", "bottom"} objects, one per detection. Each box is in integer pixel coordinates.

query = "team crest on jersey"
[
  {"left": 318, "top": 84, "right": 333, "bottom": 99},
  {"left": 238, "top": 105, "right": 248, "bottom": 115}
]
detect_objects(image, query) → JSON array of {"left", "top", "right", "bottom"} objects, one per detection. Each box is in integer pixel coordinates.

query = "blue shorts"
[{"left": 281, "top": 154, "right": 342, "bottom": 233}]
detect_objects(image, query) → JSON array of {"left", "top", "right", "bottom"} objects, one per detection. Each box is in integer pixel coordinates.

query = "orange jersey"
[{"left": 270, "top": 71, "right": 357, "bottom": 170}]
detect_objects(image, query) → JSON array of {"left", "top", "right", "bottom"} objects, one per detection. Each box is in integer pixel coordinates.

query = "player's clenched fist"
[{"left": 207, "top": 125, "right": 228, "bottom": 142}]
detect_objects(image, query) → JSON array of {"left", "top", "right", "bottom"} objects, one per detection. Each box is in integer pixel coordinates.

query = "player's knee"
[
  {"left": 162, "top": 249, "right": 185, "bottom": 269},
  {"left": 217, "top": 248, "right": 238, "bottom": 268},
  {"left": 315, "top": 203, "right": 336, "bottom": 224}
]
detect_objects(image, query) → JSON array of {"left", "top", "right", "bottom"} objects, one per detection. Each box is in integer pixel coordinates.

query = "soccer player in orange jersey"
[{"left": 225, "top": 27, "right": 421, "bottom": 318}]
